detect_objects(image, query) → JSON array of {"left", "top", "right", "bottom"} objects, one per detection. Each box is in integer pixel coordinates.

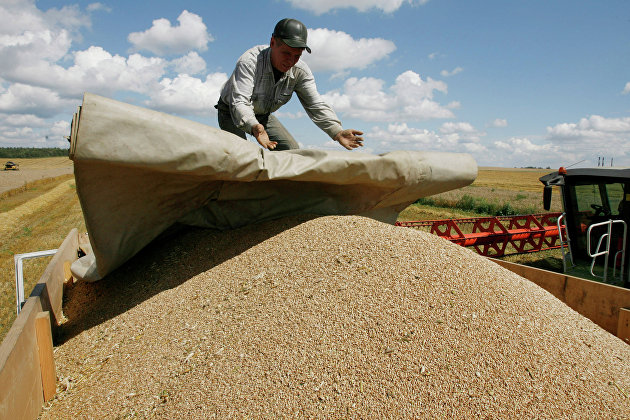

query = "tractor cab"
[{"left": 540, "top": 167, "right": 630, "bottom": 287}]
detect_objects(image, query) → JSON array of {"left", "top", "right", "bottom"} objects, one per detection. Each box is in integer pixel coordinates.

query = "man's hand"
[
  {"left": 334, "top": 129, "right": 364, "bottom": 150},
  {"left": 252, "top": 124, "right": 278, "bottom": 150}
]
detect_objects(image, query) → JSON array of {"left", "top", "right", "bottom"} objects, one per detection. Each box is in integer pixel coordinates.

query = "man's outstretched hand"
[
  {"left": 252, "top": 124, "right": 278, "bottom": 150},
  {"left": 335, "top": 129, "right": 364, "bottom": 150}
]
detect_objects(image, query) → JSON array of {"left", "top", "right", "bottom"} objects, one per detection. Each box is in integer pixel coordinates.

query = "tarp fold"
[{"left": 70, "top": 93, "right": 477, "bottom": 282}]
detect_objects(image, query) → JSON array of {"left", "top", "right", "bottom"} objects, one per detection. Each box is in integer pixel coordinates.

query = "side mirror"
[{"left": 543, "top": 185, "right": 552, "bottom": 211}]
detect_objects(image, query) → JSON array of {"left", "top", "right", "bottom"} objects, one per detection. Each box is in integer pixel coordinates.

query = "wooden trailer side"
[
  {"left": 492, "top": 258, "right": 630, "bottom": 344},
  {"left": 0, "top": 229, "right": 78, "bottom": 419}
]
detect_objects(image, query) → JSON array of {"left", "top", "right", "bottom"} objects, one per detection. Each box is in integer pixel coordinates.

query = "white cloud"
[
  {"left": 439, "top": 121, "right": 485, "bottom": 143},
  {"left": 348, "top": 122, "right": 489, "bottom": 160},
  {"left": 491, "top": 137, "right": 566, "bottom": 167},
  {"left": 0, "top": 3, "right": 170, "bottom": 98},
  {"left": 623, "top": 82, "right": 630, "bottom": 95},
  {"left": 146, "top": 73, "right": 228, "bottom": 115},
  {"left": 371, "top": 123, "right": 443, "bottom": 147},
  {"left": 440, "top": 67, "right": 463, "bottom": 77},
  {"left": 440, "top": 121, "right": 477, "bottom": 134},
  {"left": 283, "top": 0, "right": 430, "bottom": 14},
  {"left": 0, "top": 124, "right": 34, "bottom": 143},
  {"left": 0, "top": 83, "right": 75, "bottom": 118},
  {"left": 544, "top": 115, "right": 630, "bottom": 164},
  {"left": 0, "top": 112, "right": 47, "bottom": 128},
  {"left": 368, "top": 122, "right": 486, "bottom": 155},
  {"left": 0, "top": 2, "right": 222, "bottom": 147},
  {"left": 0, "top": 24, "right": 74, "bottom": 79},
  {"left": 492, "top": 115, "right": 630, "bottom": 167},
  {"left": 366, "top": 123, "right": 485, "bottom": 152},
  {"left": 491, "top": 118, "right": 507, "bottom": 127},
  {"left": 43, "top": 5, "right": 92, "bottom": 36},
  {"left": 462, "top": 142, "right": 487, "bottom": 153},
  {"left": 69, "top": 47, "right": 167, "bottom": 94},
  {"left": 1, "top": 43, "right": 172, "bottom": 106},
  {"left": 128, "top": 10, "right": 213, "bottom": 56},
  {"left": 49, "top": 119, "right": 71, "bottom": 138},
  {"left": 323, "top": 70, "right": 454, "bottom": 121},
  {"left": 0, "top": 0, "right": 91, "bottom": 37},
  {"left": 86, "top": 3, "right": 111, "bottom": 13},
  {"left": 547, "top": 115, "right": 630, "bottom": 140},
  {"left": 171, "top": 51, "right": 206, "bottom": 75},
  {"left": 0, "top": 112, "right": 70, "bottom": 147},
  {"left": 495, "top": 137, "right": 557, "bottom": 154},
  {"left": 303, "top": 28, "right": 396, "bottom": 72}
]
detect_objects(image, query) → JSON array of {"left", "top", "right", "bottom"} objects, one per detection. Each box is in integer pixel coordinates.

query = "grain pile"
[{"left": 43, "top": 215, "right": 629, "bottom": 418}]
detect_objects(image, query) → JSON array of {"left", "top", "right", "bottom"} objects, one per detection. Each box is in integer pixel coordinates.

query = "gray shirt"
[{"left": 219, "top": 45, "right": 343, "bottom": 139}]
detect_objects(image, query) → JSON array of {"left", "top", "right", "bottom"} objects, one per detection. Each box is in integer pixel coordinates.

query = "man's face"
[{"left": 270, "top": 37, "right": 303, "bottom": 73}]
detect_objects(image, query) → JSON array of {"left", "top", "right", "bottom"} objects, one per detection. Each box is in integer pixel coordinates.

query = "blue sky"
[{"left": 1, "top": 0, "right": 629, "bottom": 168}]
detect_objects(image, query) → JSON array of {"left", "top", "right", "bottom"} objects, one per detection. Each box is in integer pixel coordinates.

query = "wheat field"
[{"left": 474, "top": 167, "right": 554, "bottom": 191}]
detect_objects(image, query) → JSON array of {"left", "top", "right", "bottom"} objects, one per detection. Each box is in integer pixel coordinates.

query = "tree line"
[{"left": 0, "top": 147, "right": 69, "bottom": 158}]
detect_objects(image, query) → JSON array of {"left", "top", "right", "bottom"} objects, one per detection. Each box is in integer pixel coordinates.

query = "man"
[{"left": 216, "top": 18, "right": 364, "bottom": 151}]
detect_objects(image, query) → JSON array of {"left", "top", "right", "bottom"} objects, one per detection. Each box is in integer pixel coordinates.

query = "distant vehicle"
[{"left": 4, "top": 161, "right": 19, "bottom": 170}]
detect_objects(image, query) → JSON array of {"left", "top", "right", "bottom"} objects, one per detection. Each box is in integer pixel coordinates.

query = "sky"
[{"left": 1, "top": 0, "right": 629, "bottom": 168}]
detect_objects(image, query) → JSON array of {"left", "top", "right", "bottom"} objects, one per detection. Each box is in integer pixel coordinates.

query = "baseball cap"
[{"left": 272, "top": 18, "right": 311, "bottom": 53}]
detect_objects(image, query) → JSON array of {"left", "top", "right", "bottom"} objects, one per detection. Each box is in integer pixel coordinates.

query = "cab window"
[{"left": 574, "top": 182, "right": 624, "bottom": 216}]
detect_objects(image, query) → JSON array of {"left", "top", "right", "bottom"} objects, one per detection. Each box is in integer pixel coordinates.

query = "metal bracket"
[{"left": 14, "top": 249, "right": 58, "bottom": 315}]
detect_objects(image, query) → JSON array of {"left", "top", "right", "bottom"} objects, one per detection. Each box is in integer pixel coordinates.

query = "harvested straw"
[
  {"left": 43, "top": 215, "right": 630, "bottom": 418},
  {"left": 0, "top": 179, "right": 75, "bottom": 228}
]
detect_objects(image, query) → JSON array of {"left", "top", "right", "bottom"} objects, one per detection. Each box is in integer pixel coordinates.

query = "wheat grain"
[{"left": 43, "top": 215, "right": 630, "bottom": 418}]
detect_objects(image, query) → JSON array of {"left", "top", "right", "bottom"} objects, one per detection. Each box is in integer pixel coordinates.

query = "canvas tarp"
[{"left": 69, "top": 93, "right": 477, "bottom": 282}]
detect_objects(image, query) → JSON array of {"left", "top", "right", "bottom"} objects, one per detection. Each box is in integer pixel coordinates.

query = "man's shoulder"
[
  {"left": 237, "top": 45, "right": 269, "bottom": 63},
  {"left": 291, "top": 59, "right": 313, "bottom": 79}
]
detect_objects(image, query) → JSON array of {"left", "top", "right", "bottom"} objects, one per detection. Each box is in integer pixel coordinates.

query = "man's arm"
[
  {"left": 224, "top": 50, "right": 263, "bottom": 137},
  {"left": 223, "top": 51, "right": 278, "bottom": 150},
  {"left": 294, "top": 67, "right": 363, "bottom": 150}
]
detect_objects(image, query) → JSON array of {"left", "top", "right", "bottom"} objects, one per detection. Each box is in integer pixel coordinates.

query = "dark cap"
[{"left": 272, "top": 18, "right": 311, "bottom": 53}]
